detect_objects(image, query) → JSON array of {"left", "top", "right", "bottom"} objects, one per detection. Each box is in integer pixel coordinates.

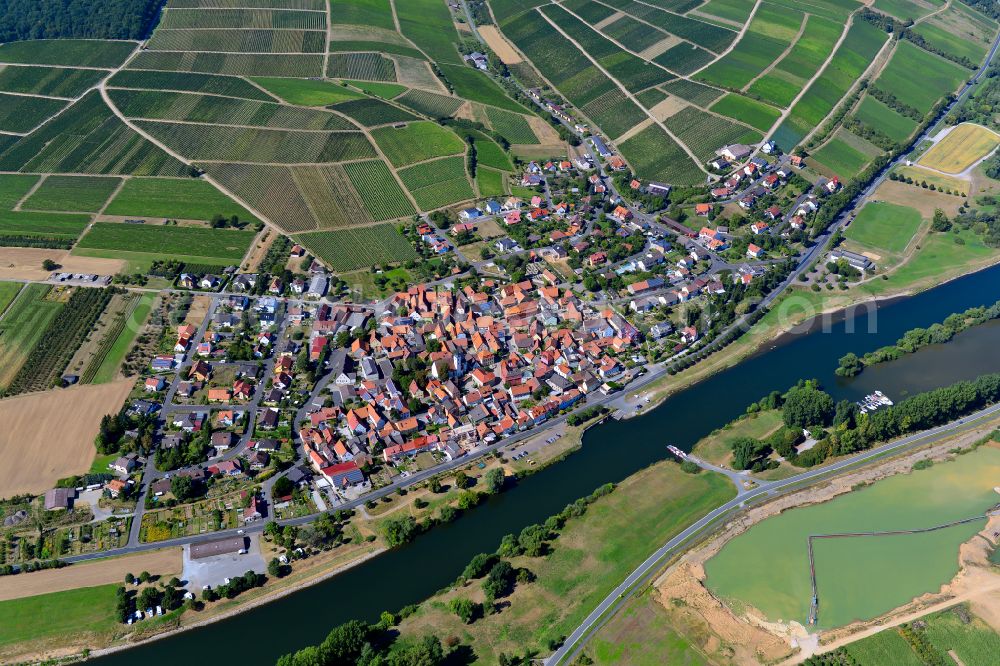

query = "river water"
[{"left": 93, "top": 263, "right": 1000, "bottom": 666}]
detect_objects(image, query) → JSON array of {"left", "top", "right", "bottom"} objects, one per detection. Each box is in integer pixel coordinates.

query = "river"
[{"left": 92, "top": 263, "right": 1000, "bottom": 665}]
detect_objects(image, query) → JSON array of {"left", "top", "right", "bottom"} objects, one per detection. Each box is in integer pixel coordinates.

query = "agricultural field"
[
  {"left": 0, "top": 284, "right": 63, "bottom": 390},
  {"left": 472, "top": 134, "right": 514, "bottom": 171},
  {"left": 289, "top": 164, "right": 371, "bottom": 229},
  {"left": 86, "top": 293, "right": 155, "bottom": 384},
  {"left": 747, "top": 15, "right": 844, "bottom": 108},
  {"left": 710, "top": 94, "right": 781, "bottom": 132},
  {"left": 697, "top": 0, "right": 756, "bottom": 24},
  {"left": 608, "top": 0, "right": 737, "bottom": 52},
  {"left": 844, "top": 201, "right": 923, "bottom": 254},
  {"left": 477, "top": 168, "right": 506, "bottom": 197},
  {"left": 618, "top": 124, "right": 703, "bottom": 186},
  {"left": 662, "top": 79, "right": 725, "bottom": 107},
  {"left": 0, "top": 211, "right": 90, "bottom": 245},
  {"left": 75, "top": 223, "right": 255, "bottom": 266},
  {"left": 0, "top": 40, "right": 135, "bottom": 68},
  {"left": 344, "top": 80, "right": 407, "bottom": 99},
  {"left": 580, "top": 88, "right": 649, "bottom": 141},
  {"left": 486, "top": 108, "right": 539, "bottom": 144},
  {"left": 110, "top": 89, "right": 356, "bottom": 130},
  {"left": 326, "top": 53, "right": 397, "bottom": 82},
  {"left": 296, "top": 225, "right": 418, "bottom": 272},
  {"left": 208, "top": 163, "right": 322, "bottom": 233},
  {"left": 910, "top": 1, "right": 998, "bottom": 66},
  {"left": 873, "top": 41, "right": 968, "bottom": 115},
  {"left": 147, "top": 28, "right": 326, "bottom": 53},
  {"left": 697, "top": 4, "right": 804, "bottom": 90},
  {"left": 0, "top": 66, "right": 104, "bottom": 98},
  {"left": 810, "top": 128, "right": 881, "bottom": 178},
  {"left": 136, "top": 122, "right": 376, "bottom": 163},
  {"left": 328, "top": 98, "right": 418, "bottom": 126},
  {"left": 0, "top": 92, "right": 189, "bottom": 177},
  {"left": 773, "top": 19, "right": 886, "bottom": 150},
  {"left": 0, "top": 175, "right": 40, "bottom": 209},
  {"left": 370, "top": 122, "right": 466, "bottom": 167},
  {"left": 663, "top": 107, "right": 760, "bottom": 162},
  {"left": 0, "top": 282, "right": 21, "bottom": 317},
  {"left": 21, "top": 176, "right": 121, "bottom": 214},
  {"left": 654, "top": 42, "right": 716, "bottom": 75},
  {"left": 104, "top": 178, "right": 257, "bottom": 222},
  {"left": 871, "top": 0, "right": 945, "bottom": 21},
  {"left": 129, "top": 50, "right": 324, "bottom": 77},
  {"left": 395, "top": 89, "right": 464, "bottom": 119},
  {"left": 0, "top": 584, "right": 119, "bottom": 650},
  {"left": 108, "top": 70, "right": 275, "bottom": 101},
  {"left": 853, "top": 95, "right": 918, "bottom": 143},
  {"left": 399, "top": 156, "right": 475, "bottom": 209},
  {"left": 343, "top": 160, "right": 417, "bottom": 221},
  {"left": 249, "top": 77, "right": 364, "bottom": 105},
  {"left": 0, "top": 93, "right": 68, "bottom": 134},
  {"left": 331, "top": 0, "right": 396, "bottom": 30},
  {"left": 919, "top": 123, "right": 1000, "bottom": 175}
]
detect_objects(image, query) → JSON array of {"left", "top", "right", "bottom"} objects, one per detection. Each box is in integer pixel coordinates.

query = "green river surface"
[{"left": 705, "top": 446, "right": 1000, "bottom": 629}]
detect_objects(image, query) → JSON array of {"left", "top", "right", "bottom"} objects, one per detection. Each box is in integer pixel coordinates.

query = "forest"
[{"left": 0, "top": 0, "right": 164, "bottom": 42}]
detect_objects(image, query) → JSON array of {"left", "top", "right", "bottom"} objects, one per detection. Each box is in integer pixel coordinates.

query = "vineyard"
[
  {"left": 371, "top": 122, "right": 466, "bottom": 167},
  {"left": 289, "top": 165, "right": 371, "bottom": 229},
  {"left": 104, "top": 177, "right": 258, "bottom": 222},
  {"left": 486, "top": 108, "right": 539, "bottom": 144},
  {"left": 0, "top": 40, "right": 135, "bottom": 68},
  {"left": 580, "top": 88, "right": 648, "bottom": 141},
  {"left": 107, "top": 70, "right": 275, "bottom": 101},
  {"left": 326, "top": 53, "right": 398, "bottom": 82},
  {"left": 619, "top": 124, "right": 703, "bottom": 186},
  {"left": 87, "top": 293, "right": 155, "bottom": 384},
  {"left": 80, "top": 293, "right": 143, "bottom": 384},
  {"left": 0, "top": 284, "right": 63, "bottom": 390},
  {"left": 0, "top": 66, "right": 103, "bottom": 98},
  {"left": 147, "top": 28, "right": 326, "bottom": 53},
  {"left": 331, "top": 0, "right": 396, "bottom": 30},
  {"left": 328, "top": 98, "right": 417, "bottom": 126},
  {"left": 654, "top": 43, "right": 715, "bottom": 75},
  {"left": 0, "top": 93, "right": 189, "bottom": 177},
  {"left": 296, "top": 225, "right": 417, "bottom": 272},
  {"left": 3, "top": 287, "right": 114, "bottom": 396},
  {"left": 76, "top": 223, "right": 255, "bottom": 262},
  {"left": 109, "top": 89, "right": 355, "bottom": 130},
  {"left": 747, "top": 15, "right": 843, "bottom": 108},
  {"left": 22, "top": 176, "right": 122, "bottom": 213},
  {"left": 663, "top": 106, "right": 761, "bottom": 162},
  {"left": 602, "top": 15, "right": 670, "bottom": 52},
  {"left": 710, "top": 94, "right": 782, "bottom": 133},
  {"left": 343, "top": 160, "right": 416, "bottom": 221},
  {"left": 662, "top": 79, "right": 725, "bottom": 107},
  {"left": 874, "top": 41, "right": 968, "bottom": 114},
  {"left": 399, "top": 156, "right": 474, "bottom": 210},
  {"left": 128, "top": 51, "right": 324, "bottom": 77},
  {"left": 159, "top": 8, "right": 325, "bottom": 29},
  {"left": 471, "top": 133, "right": 514, "bottom": 171},
  {"left": 0, "top": 93, "right": 67, "bottom": 134},
  {"left": 697, "top": 4, "right": 803, "bottom": 89},
  {"left": 208, "top": 162, "right": 319, "bottom": 232},
  {"left": 0, "top": 174, "right": 38, "bottom": 209},
  {"left": 136, "top": 122, "right": 376, "bottom": 163},
  {"left": 395, "top": 89, "right": 464, "bottom": 118},
  {"left": 610, "top": 0, "right": 737, "bottom": 52},
  {"left": 0, "top": 211, "right": 90, "bottom": 242}
]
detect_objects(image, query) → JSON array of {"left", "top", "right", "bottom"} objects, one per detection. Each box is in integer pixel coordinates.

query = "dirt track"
[
  {"left": 0, "top": 379, "right": 134, "bottom": 497},
  {"left": 0, "top": 548, "right": 181, "bottom": 602}
]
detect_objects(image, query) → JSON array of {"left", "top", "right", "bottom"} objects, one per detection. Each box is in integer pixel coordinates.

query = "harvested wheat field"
[
  {"left": 0, "top": 548, "right": 181, "bottom": 602},
  {"left": 479, "top": 26, "right": 522, "bottom": 64},
  {"left": 0, "top": 379, "right": 133, "bottom": 496},
  {"left": 921, "top": 123, "right": 1000, "bottom": 174},
  {"left": 0, "top": 248, "right": 124, "bottom": 282}
]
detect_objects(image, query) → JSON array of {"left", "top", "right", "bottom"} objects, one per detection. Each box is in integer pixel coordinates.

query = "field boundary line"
[
  {"left": 536, "top": 6, "right": 709, "bottom": 174},
  {"left": 0, "top": 282, "right": 26, "bottom": 322},
  {"left": 742, "top": 12, "right": 809, "bottom": 93},
  {"left": 0, "top": 89, "right": 76, "bottom": 102}
]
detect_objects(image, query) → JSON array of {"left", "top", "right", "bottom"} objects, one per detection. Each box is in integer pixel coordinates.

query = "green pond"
[{"left": 705, "top": 446, "right": 1000, "bottom": 629}]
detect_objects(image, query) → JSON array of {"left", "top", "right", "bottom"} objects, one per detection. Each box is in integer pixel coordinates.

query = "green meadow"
[{"left": 845, "top": 201, "right": 923, "bottom": 254}]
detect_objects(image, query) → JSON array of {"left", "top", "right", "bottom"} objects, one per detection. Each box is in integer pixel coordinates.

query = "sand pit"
[
  {"left": 0, "top": 379, "right": 134, "bottom": 497},
  {"left": 0, "top": 548, "right": 181, "bottom": 602},
  {"left": 0, "top": 248, "right": 124, "bottom": 282},
  {"left": 479, "top": 25, "right": 522, "bottom": 64}
]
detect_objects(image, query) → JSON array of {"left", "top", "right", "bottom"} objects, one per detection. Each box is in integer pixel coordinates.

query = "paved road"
[{"left": 547, "top": 402, "right": 1000, "bottom": 665}]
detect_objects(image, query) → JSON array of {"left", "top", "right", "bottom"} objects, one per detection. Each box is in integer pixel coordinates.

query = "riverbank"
[{"left": 600, "top": 423, "right": 1000, "bottom": 666}]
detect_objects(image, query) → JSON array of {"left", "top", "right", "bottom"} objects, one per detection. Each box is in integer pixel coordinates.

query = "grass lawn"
[
  {"left": 250, "top": 77, "right": 365, "bottom": 106},
  {"left": 91, "top": 293, "right": 155, "bottom": 384},
  {"left": 810, "top": 131, "right": 877, "bottom": 178},
  {"left": 476, "top": 167, "right": 506, "bottom": 197},
  {"left": 692, "top": 409, "right": 785, "bottom": 467},
  {"left": 89, "top": 453, "right": 119, "bottom": 475},
  {"left": 397, "top": 462, "right": 736, "bottom": 662},
  {"left": 0, "top": 584, "right": 118, "bottom": 648},
  {"left": 920, "top": 123, "right": 1000, "bottom": 175},
  {"left": 22, "top": 175, "right": 121, "bottom": 213},
  {"left": 104, "top": 178, "right": 258, "bottom": 222},
  {"left": 845, "top": 201, "right": 923, "bottom": 254},
  {"left": 895, "top": 165, "right": 970, "bottom": 194},
  {"left": 588, "top": 592, "right": 711, "bottom": 665}
]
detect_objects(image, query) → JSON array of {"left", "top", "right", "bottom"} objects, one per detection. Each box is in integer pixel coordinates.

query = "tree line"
[{"left": 0, "top": 0, "right": 165, "bottom": 42}]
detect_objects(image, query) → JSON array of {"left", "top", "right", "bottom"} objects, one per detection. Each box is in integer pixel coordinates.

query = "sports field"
[
  {"left": 920, "top": 124, "right": 1000, "bottom": 175},
  {"left": 845, "top": 201, "right": 923, "bottom": 254}
]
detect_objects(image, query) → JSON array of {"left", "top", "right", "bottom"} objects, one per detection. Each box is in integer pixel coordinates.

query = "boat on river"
[
  {"left": 667, "top": 445, "right": 687, "bottom": 459},
  {"left": 858, "top": 390, "right": 893, "bottom": 414}
]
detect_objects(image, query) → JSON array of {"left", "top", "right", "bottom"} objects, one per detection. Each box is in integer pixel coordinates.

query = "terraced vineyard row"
[
  {"left": 147, "top": 28, "right": 327, "bottom": 53},
  {"left": 108, "top": 70, "right": 275, "bottom": 101},
  {"left": 159, "top": 8, "right": 326, "bottom": 29},
  {"left": 129, "top": 51, "right": 324, "bottom": 77},
  {"left": 297, "top": 225, "right": 418, "bottom": 272},
  {"left": 343, "top": 160, "right": 416, "bottom": 221},
  {"left": 326, "top": 53, "right": 398, "bottom": 82}
]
